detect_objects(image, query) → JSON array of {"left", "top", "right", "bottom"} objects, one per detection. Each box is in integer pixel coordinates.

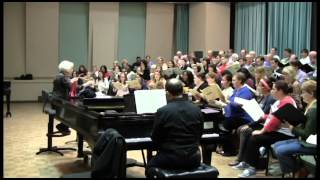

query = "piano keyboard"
[{"left": 125, "top": 133, "right": 220, "bottom": 143}]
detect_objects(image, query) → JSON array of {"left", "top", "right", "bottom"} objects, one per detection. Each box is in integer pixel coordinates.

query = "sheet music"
[
  {"left": 235, "top": 97, "right": 265, "bottom": 121},
  {"left": 245, "top": 99, "right": 265, "bottom": 121},
  {"left": 201, "top": 133, "right": 219, "bottom": 138},
  {"left": 95, "top": 92, "right": 108, "bottom": 98},
  {"left": 234, "top": 97, "right": 249, "bottom": 105},
  {"left": 203, "top": 122, "right": 213, "bottom": 129},
  {"left": 134, "top": 89, "right": 167, "bottom": 114},
  {"left": 299, "top": 57, "right": 311, "bottom": 65},
  {"left": 200, "top": 85, "right": 222, "bottom": 101},
  {"left": 201, "top": 108, "right": 219, "bottom": 114},
  {"left": 306, "top": 134, "right": 317, "bottom": 145},
  {"left": 125, "top": 137, "right": 152, "bottom": 143}
]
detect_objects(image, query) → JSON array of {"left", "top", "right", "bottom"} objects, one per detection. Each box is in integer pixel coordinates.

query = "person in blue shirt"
[
  {"left": 223, "top": 72, "right": 255, "bottom": 131},
  {"left": 216, "top": 72, "right": 255, "bottom": 156}
]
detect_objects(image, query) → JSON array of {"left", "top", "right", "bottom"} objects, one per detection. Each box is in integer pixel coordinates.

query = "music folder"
[
  {"left": 301, "top": 63, "right": 314, "bottom": 73},
  {"left": 272, "top": 103, "right": 306, "bottom": 126}
]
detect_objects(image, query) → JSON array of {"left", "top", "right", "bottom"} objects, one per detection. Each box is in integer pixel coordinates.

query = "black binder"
[
  {"left": 300, "top": 63, "right": 315, "bottom": 73},
  {"left": 272, "top": 103, "right": 306, "bottom": 126}
]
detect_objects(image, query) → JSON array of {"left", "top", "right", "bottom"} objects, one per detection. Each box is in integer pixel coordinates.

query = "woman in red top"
[
  {"left": 217, "top": 55, "right": 229, "bottom": 74},
  {"left": 100, "top": 65, "right": 111, "bottom": 79},
  {"left": 234, "top": 80, "right": 297, "bottom": 177}
]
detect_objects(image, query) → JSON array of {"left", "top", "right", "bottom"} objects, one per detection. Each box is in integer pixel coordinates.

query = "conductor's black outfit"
[{"left": 52, "top": 73, "right": 71, "bottom": 134}]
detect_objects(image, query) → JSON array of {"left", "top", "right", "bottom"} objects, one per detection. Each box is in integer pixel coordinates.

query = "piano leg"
[
  {"left": 77, "top": 133, "right": 84, "bottom": 158},
  {"left": 141, "top": 149, "right": 147, "bottom": 167},
  {"left": 201, "top": 144, "right": 216, "bottom": 165},
  {"left": 147, "top": 150, "right": 153, "bottom": 164},
  {"left": 6, "top": 93, "right": 12, "bottom": 118}
]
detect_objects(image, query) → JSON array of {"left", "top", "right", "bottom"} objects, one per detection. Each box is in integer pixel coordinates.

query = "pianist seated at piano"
[
  {"left": 147, "top": 78, "right": 204, "bottom": 170},
  {"left": 53, "top": 60, "right": 93, "bottom": 135}
]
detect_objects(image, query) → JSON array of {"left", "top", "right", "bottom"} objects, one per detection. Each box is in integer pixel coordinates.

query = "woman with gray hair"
[
  {"left": 53, "top": 60, "right": 93, "bottom": 134},
  {"left": 53, "top": 60, "right": 78, "bottom": 134},
  {"left": 53, "top": 60, "right": 79, "bottom": 100}
]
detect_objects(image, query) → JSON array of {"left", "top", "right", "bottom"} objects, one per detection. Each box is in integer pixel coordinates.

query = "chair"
[
  {"left": 270, "top": 142, "right": 317, "bottom": 178},
  {"left": 36, "top": 90, "right": 76, "bottom": 156},
  {"left": 145, "top": 163, "right": 219, "bottom": 178},
  {"left": 298, "top": 154, "right": 317, "bottom": 178},
  {"left": 281, "top": 153, "right": 317, "bottom": 178}
]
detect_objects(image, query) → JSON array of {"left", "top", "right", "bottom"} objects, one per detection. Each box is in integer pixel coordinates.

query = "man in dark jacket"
[
  {"left": 147, "top": 78, "right": 204, "bottom": 170},
  {"left": 52, "top": 60, "right": 78, "bottom": 134}
]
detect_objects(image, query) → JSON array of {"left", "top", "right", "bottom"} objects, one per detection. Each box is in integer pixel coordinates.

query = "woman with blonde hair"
[
  {"left": 281, "top": 66, "right": 303, "bottom": 109},
  {"left": 254, "top": 66, "right": 266, "bottom": 86},
  {"left": 272, "top": 80, "right": 317, "bottom": 177}
]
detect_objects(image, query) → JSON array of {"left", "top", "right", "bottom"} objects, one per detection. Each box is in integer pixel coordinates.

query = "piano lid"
[{"left": 82, "top": 96, "right": 124, "bottom": 106}]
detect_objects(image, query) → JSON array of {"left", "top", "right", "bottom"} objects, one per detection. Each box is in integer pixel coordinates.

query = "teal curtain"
[
  {"left": 59, "top": 2, "right": 89, "bottom": 69},
  {"left": 268, "top": 2, "right": 312, "bottom": 58},
  {"left": 234, "top": 2, "right": 266, "bottom": 56},
  {"left": 118, "top": 2, "right": 146, "bottom": 64},
  {"left": 175, "top": 4, "right": 189, "bottom": 54}
]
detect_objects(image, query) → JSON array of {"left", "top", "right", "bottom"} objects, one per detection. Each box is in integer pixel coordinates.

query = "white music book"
[
  {"left": 235, "top": 97, "right": 265, "bottom": 121},
  {"left": 134, "top": 89, "right": 167, "bottom": 114},
  {"left": 299, "top": 57, "right": 311, "bottom": 65},
  {"left": 234, "top": 97, "right": 250, "bottom": 105},
  {"left": 306, "top": 134, "right": 317, "bottom": 145}
]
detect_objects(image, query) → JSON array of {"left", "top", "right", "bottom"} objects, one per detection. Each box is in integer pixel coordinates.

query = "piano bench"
[{"left": 145, "top": 163, "right": 219, "bottom": 178}]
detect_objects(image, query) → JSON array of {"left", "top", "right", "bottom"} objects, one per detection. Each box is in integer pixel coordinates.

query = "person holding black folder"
[
  {"left": 271, "top": 80, "right": 317, "bottom": 177},
  {"left": 235, "top": 80, "right": 297, "bottom": 178}
]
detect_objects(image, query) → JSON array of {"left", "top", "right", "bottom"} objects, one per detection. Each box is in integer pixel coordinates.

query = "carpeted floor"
[{"left": 3, "top": 102, "right": 282, "bottom": 178}]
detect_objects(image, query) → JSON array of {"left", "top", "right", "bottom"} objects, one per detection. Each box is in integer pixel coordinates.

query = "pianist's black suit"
[{"left": 147, "top": 97, "right": 204, "bottom": 170}]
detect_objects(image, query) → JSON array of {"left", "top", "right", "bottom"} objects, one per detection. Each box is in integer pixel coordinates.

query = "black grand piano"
[{"left": 47, "top": 92, "right": 225, "bottom": 165}]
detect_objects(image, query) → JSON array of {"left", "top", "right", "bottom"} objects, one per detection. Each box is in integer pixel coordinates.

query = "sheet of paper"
[
  {"left": 203, "top": 122, "right": 213, "bottom": 129},
  {"left": 201, "top": 108, "right": 220, "bottom": 114},
  {"left": 112, "top": 82, "right": 123, "bottom": 90},
  {"left": 128, "top": 79, "right": 141, "bottom": 89},
  {"left": 299, "top": 57, "right": 310, "bottom": 65},
  {"left": 306, "top": 134, "right": 317, "bottom": 145},
  {"left": 226, "top": 63, "right": 240, "bottom": 74},
  {"left": 201, "top": 85, "right": 222, "bottom": 101},
  {"left": 95, "top": 92, "right": 108, "bottom": 98},
  {"left": 234, "top": 97, "right": 250, "bottom": 105},
  {"left": 189, "top": 88, "right": 200, "bottom": 97},
  {"left": 125, "top": 137, "right": 152, "bottom": 143},
  {"left": 241, "top": 99, "right": 265, "bottom": 121},
  {"left": 134, "top": 89, "right": 167, "bottom": 114},
  {"left": 201, "top": 133, "right": 219, "bottom": 138}
]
